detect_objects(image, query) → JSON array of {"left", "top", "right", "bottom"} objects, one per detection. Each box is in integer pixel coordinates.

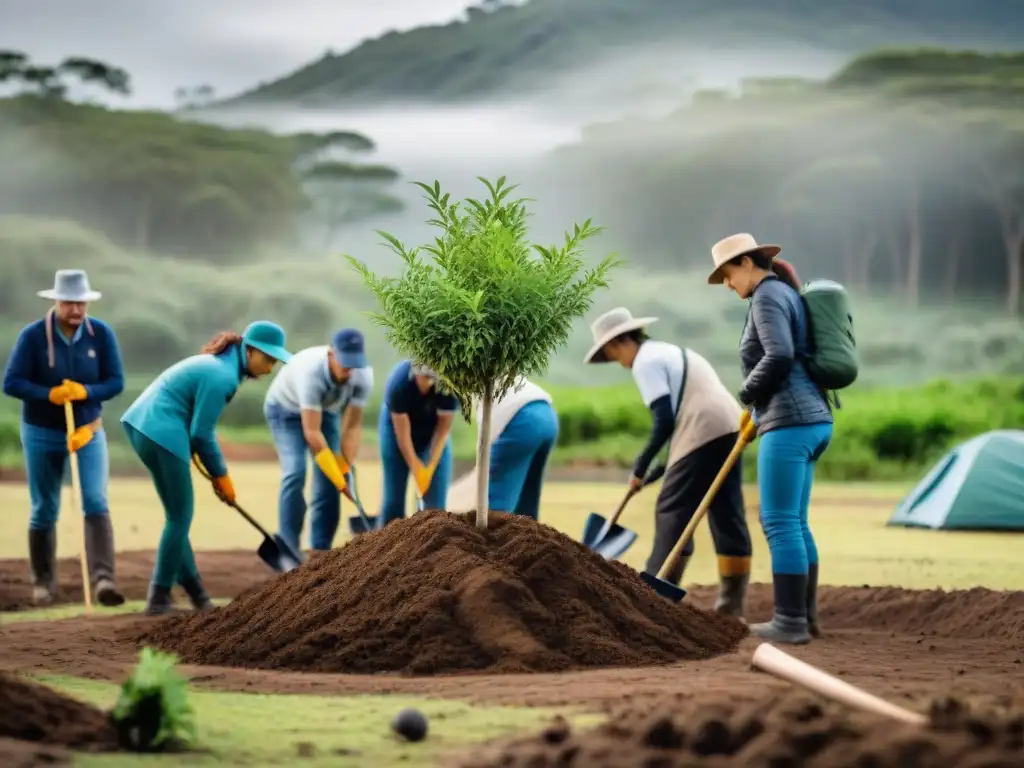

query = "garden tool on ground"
[
  {"left": 192, "top": 455, "right": 303, "bottom": 573},
  {"left": 581, "top": 464, "right": 666, "bottom": 559},
  {"left": 63, "top": 401, "right": 93, "bottom": 614},
  {"left": 346, "top": 465, "right": 379, "bottom": 535},
  {"left": 641, "top": 415, "right": 757, "bottom": 602}
]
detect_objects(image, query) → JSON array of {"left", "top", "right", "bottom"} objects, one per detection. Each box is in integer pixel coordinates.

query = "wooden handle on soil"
[
  {"left": 751, "top": 643, "right": 928, "bottom": 725},
  {"left": 656, "top": 421, "right": 756, "bottom": 581},
  {"left": 64, "top": 401, "right": 93, "bottom": 614}
]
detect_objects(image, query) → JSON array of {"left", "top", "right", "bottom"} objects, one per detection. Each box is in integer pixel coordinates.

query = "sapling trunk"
[{"left": 475, "top": 381, "right": 493, "bottom": 530}]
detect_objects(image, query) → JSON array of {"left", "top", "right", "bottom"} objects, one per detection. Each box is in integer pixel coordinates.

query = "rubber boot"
[
  {"left": 84, "top": 514, "right": 125, "bottom": 607},
  {"left": 750, "top": 573, "right": 812, "bottom": 645},
  {"left": 28, "top": 528, "right": 58, "bottom": 605},
  {"left": 180, "top": 576, "right": 215, "bottom": 611},
  {"left": 807, "top": 562, "right": 822, "bottom": 638},
  {"left": 144, "top": 584, "right": 176, "bottom": 616},
  {"left": 713, "top": 574, "right": 749, "bottom": 620}
]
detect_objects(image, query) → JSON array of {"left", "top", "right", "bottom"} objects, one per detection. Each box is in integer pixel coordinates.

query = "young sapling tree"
[{"left": 348, "top": 176, "right": 619, "bottom": 529}]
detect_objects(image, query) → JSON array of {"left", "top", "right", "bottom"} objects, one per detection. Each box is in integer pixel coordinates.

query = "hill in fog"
[{"left": 218, "top": 0, "right": 1024, "bottom": 107}]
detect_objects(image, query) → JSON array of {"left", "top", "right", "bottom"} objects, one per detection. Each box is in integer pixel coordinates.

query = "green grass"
[{"left": 27, "top": 674, "right": 592, "bottom": 767}]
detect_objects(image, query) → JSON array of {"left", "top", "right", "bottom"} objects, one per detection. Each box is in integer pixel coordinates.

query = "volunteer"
[
  {"left": 263, "top": 328, "right": 373, "bottom": 553},
  {"left": 708, "top": 232, "right": 833, "bottom": 644},
  {"left": 2, "top": 270, "right": 126, "bottom": 607},
  {"left": 584, "top": 306, "right": 753, "bottom": 619},
  {"left": 377, "top": 360, "right": 457, "bottom": 527},
  {"left": 120, "top": 321, "right": 292, "bottom": 616},
  {"left": 448, "top": 377, "right": 558, "bottom": 520}
]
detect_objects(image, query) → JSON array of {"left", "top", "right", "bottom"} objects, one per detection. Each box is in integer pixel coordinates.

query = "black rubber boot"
[
  {"left": 144, "top": 584, "right": 176, "bottom": 616},
  {"left": 28, "top": 528, "right": 58, "bottom": 605},
  {"left": 84, "top": 514, "right": 125, "bottom": 607},
  {"left": 713, "top": 574, "right": 749, "bottom": 620},
  {"left": 180, "top": 576, "right": 215, "bottom": 611},
  {"left": 807, "top": 562, "right": 822, "bottom": 638},
  {"left": 750, "top": 573, "right": 812, "bottom": 645}
]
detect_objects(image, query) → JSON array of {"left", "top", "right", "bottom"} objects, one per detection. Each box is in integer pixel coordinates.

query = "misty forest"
[{"left": 2, "top": 1, "right": 1024, "bottom": 419}]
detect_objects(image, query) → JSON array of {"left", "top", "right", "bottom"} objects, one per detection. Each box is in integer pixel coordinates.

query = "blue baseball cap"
[
  {"left": 242, "top": 320, "right": 292, "bottom": 363},
  {"left": 331, "top": 328, "right": 367, "bottom": 369}
]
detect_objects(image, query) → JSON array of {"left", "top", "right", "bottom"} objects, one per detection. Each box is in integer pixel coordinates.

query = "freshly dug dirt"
[
  {"left": 0, "top": 673, "right": 118, "bottom": 751},
  {"left": 137, "top": 511, "right": 748, "bottom": 675},
  {"left": 0, "top": 737, "right": 69, "bottom": 768},
  {"left": 458, "top": 692, "right": 1024, "bottom": 767}
]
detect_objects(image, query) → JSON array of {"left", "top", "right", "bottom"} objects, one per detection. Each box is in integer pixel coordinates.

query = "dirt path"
[{"left": 2, "top": 551, "right": 1021, "bottom": 713}]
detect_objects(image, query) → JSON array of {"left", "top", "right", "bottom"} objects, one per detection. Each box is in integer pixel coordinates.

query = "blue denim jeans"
[
  {"left": 488, "top": 401, "right": 558, "bottom": 520},
  {"left": 757, "top": 422, "right": 833, "bottom": 575},
  {"left": 21, "top": 422, "right": 110, "bottom": 531},
  {"left": 378, "top": 406, "right": 452, "bottom": 526},
  {"left": 265, "top": 403, "right": 341, "bottom": 551}
]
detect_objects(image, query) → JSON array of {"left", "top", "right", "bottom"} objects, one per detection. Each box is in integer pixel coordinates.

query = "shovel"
[
  {"left": 581, "top": 464, "right": 666, "bottom": 559},
  {"left": 346, "top": 466, "right": 379, "bottom": 535},
  {"left": 641, "top": 415, "right": 757, "bottom": 602},
  {"left": 191, "top": 455, "right": 304, "bottom": 573}
]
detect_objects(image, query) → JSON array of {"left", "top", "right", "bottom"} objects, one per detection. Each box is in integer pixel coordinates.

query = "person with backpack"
[
  {"left": 583, "top": 307, "right": 753, "bottom": 619},
  {"left": 121, "top": 321, "right": 292, "bottom": 616},
  {"left": 708, "top": 232, "right": 857, "bottom": 644},
  {"left": 263, "top": 328, "right": 373, "bottom": 554}
]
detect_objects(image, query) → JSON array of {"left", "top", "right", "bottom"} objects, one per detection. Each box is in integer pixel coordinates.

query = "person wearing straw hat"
[
  {"left": 263, "top": 328, "right": 374, "bottom": 554},
  {"left": 584, "top": 307, "right": 753, "bottom": 618},
  {"left": 446, "top": 377, "right": 558, "bottom": 520},
  {"left": 2, "top": 269, "right": 126, "bottom": 607},
  {"left": 120, "top": 321, "right": 292, "bottom": 616},
  {"left": 377, "top": 360, "right": 457, "bottom": 527},
  {"left": 708, "top": 233, "right": 833, "bottom": 645}
]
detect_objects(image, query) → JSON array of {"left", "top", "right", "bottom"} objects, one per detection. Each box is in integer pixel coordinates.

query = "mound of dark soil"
[
  {"left": 458, "top": 692, "right": 1024, "bottom": 767},
  {"left": 137, "top": 511, "right": 747, "bottom": 675},
  {"left": 0, "top": 737, "right": 69, "bottom": 768},
  {"left": 0, "top": 673, "right": 118, "bottom": 751}
]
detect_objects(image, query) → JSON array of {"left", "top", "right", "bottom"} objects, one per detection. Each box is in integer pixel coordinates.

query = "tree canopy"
[
  {"left": 221, "top": 0, "right": 1024, "bottom": 105},
  {"left": 0, "top": 52, "right": 403, "bottom": 257},
  {"left": 538, "top": 49, "right": 1024, "bottom": 314}
]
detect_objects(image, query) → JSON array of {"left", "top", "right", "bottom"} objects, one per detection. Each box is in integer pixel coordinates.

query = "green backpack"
[{"left": 800, "top": 279, "right": 859, "bottom": 391}]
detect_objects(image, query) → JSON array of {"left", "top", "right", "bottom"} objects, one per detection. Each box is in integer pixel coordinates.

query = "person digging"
[
  {"left": 583, "top": 307, "right": 753, "bottom": 619},
  {"left": 2, "top": 270, "right": 126, "bottom": 607}
]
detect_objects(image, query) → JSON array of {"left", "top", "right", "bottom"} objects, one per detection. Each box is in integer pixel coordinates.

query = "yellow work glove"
[
  {"left": 313, "top": 448, "right": 348, "bottom": 493},
  {"left": 213, "top": 474, "right": 236, "bottom": 504},
  {"left": 67, "top": 425, "right": 94, "bottom": 453},
  {"left": 413, "top": 461, "right": 433, "bottom": 497},
  {"left": 336, "top": 453, "right": 351, "bottom": 476},
  {"left": 48, "top": 383, "right": 71, "bottom": 406},
  {"left": 62, "top": 380, "right": 89, "bottom": 401}
]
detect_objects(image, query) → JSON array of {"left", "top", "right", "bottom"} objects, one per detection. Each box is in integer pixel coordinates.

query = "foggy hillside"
[{"left": 219, "top": 0, "right": 1024, "bottom": 107}]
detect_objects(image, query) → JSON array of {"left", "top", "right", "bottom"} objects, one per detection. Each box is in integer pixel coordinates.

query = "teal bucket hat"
[{"left": 241, "top": 320, "right": 292, "bottom": 363}]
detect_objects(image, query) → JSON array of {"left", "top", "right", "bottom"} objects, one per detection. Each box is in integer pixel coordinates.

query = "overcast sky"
[{"left": 0, "top": 0, "right": 474, "bottom": 108}]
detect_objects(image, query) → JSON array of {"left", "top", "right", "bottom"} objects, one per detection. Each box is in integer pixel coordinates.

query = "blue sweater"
[
  {"left": 121, "top": 346, "right": 246, "bottom": 478},
  {"left": 2, "top": 315, "right": 125, "bottom": 431}
]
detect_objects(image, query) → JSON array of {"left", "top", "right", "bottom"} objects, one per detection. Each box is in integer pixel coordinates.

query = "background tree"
[
  {"left": 300, "top": 161, "right": 403, "bottom": 248},
  {"left": 347, "top": 177, "right": 619, "bottom": 528}
]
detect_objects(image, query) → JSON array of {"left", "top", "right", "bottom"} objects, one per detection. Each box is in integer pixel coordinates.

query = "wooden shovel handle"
[
  {"left": 65, "top": 401, "right": 93, "bottom": 614},
  {"left": 605, "top": 490, "right": 636, "bottom": 528},
  {"left": 655, "top": 419, "right": 756, "bottom": 582},
  {"left": 752, "top": 643, "right": 928, "bottom": 725}
]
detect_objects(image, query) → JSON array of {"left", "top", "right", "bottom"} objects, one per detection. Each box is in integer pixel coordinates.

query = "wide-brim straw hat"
[
  {"left": 707, "top": 233, "right": 782, "bottom": 285},
  {"left": 583, "top": 307, "right": 659, "bottom": 364},
  {"left": 37, "top": 269, "right": 101, "bottom": 302}
]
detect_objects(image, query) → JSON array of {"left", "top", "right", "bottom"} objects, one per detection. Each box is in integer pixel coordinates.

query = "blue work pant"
[
  {"left": 265, "top": 403, "right": 342, "bottom": 551},
  {"left": 488, "top": 401, "right": 558, "bottom": 520},
  {"left": 757, "top": 422, "right": 833, "bottom": 576},
  {"left": 21, "top": 422, "right": 110, "bottom": 531}
]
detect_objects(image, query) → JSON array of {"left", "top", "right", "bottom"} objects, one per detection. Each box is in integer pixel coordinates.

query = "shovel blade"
[
  {"left": 581, "top": 513, "right": 638, "bottom": 559},
  {"left": 257, "top": 535, "right": 303, "bottom": 573},
  {"left": 348, "top": 514, "right": 379, "bottom": 535},
  {"left": 640, "top": 571, "right": 688, "bottom": 602}
]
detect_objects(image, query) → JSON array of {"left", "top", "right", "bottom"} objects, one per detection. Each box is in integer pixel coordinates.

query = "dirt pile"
[
  {"left": 137, "top": 511, "right": 747, "bottom": 675},
  {"left": 0, "top": 673, "right": 118, "bottom": 751},
  {"left": 458, "top": 692, "right": 1024, "bottom": 767}
]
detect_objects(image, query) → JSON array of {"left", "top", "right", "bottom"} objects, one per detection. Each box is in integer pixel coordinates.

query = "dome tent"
[{"left": 888, "top": 430, "right": 1024, "bottom": 531}]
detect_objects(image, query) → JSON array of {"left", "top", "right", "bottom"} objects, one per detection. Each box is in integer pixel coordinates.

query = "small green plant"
[
  {"left": 111, "top": 646, "right": 197, "bottom": 752},
  {"left": 348, "top": 176, "right": 619, "bottom": 528}
]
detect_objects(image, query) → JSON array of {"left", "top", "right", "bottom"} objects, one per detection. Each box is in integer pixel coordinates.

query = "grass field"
[{"left": 3, "top": 467, "right": 1024, "bottom": 767}]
